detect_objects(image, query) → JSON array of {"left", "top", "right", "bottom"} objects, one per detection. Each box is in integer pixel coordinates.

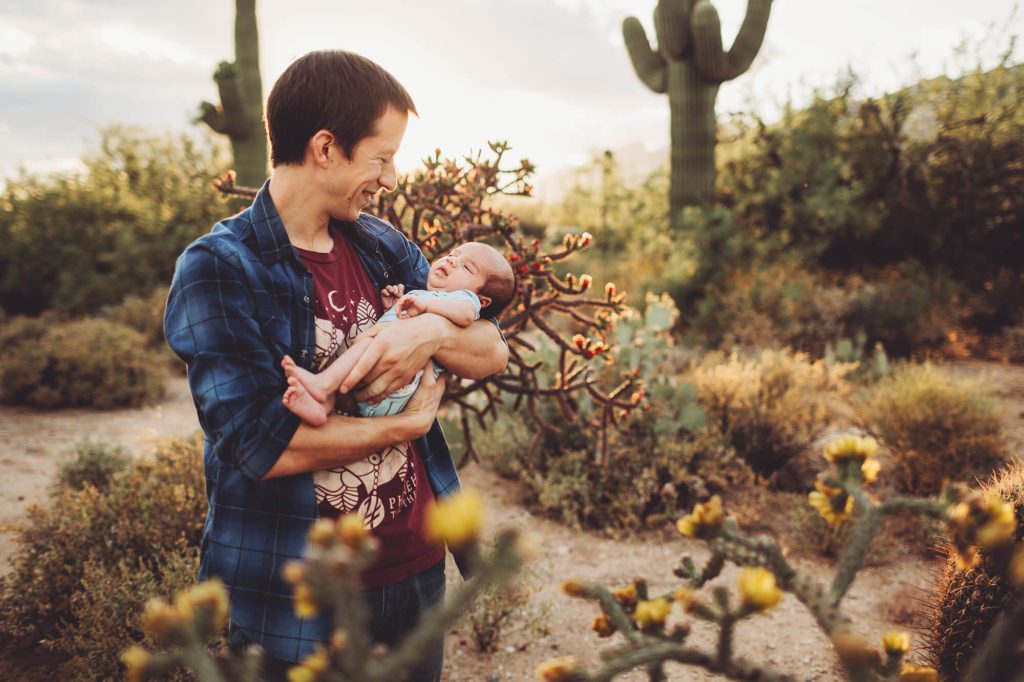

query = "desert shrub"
[
  {"left": 0, "top": 316, "right": 165, "bottom": 408},
  {"left": 463, "top": 560, "right": 542, "bottom": 654},
  {"left": 53, "top": 440, "right": 132, "bottom": 492},
  {"left": 687, "top": 349, "right": 855, "bottom": 478},
  {"left": 861, "top": 363, "right": 1007, "bottom": 495},
  {"left": 59, "top": 552, "right": 200, "bottom": 681},
  {"left": 0, "top": 126, "right": 228, "bottom": 316},
  {"left": 927, "top": 462, "right": 1024, "bottom": 679},
  {"left": 0, "top": 435, "right": 205, "bottom": 666},
  {"left": 105, "top": 285, "right": 170, "bottom": 348}
]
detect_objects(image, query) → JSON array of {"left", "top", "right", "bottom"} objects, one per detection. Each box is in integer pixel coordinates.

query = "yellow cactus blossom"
[
  {"left": 1010, "top": 546, "right": 1024, "bottom": 586},
  {"left": 141, "top": 597, "right": 183, "bottom": 639},
  {"left": 611, "top": 583, "right": 638, "bottom": 608},
  {"left": 824, "top": 434, "right": 878, "bottom": 463},
  {"left": 294, "top": 583, "right": 319, "bottom": 619},
  {"left": 676, "top": 496, "right": 725, "bottom": 538},
  {"left": 808, "top": 480, "right": 854, "bottom": 526},
  {"left": 425, "top": 489, "right": 485, "bottom": 548},
  {"left": 737, "top": 567, "right": 782, "bottom": 612},
  {"left": 308, "top": 519, "right": 336, "bottom": 548},
  {"left": 882, "top": 630, "right": 911, "bottom": 657},
  {"left": 336, "top": 513, "right": 370, "bottom": 548},
  {"left": 591, "top": 613, "right": 615, "bottom": 638},
  {"left": 536, "top": 656, "right": 583, "bottom": 681},
  {"left": 121, "top": 645, "right": 151, "bottom": 682},
  {"left": 634, "top": 598, "right": 672, "bottom": 629},
  {"left": 861, "top": 458, "right": 881, "bottom": 485},
  {"left": 946, "top": 492, "right": 1018, "bottom": 569},
  {"left": 559, "top": 578, "right": 585, "bottom": 597},
  {"left": 174, "top": 579, "right": 229, "bottom": 633},
  {"left": 672, "top": 586, "right": 699, "bottom": 613},
  {"left": 900, "top": 664, "right": 939, "bottom": 682}
]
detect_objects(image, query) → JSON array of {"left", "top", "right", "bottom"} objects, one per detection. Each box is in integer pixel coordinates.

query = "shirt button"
[
  {"left": 303, "top": 295, "right": 310, "bottom": 304},
  {"left": 299, "top": 350, "right": 308, "bottom": 359}
]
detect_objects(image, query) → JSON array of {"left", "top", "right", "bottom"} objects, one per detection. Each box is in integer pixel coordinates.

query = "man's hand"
[
  {"left": 401, "top": 360, "right": 446, "bottom": 436},
  {"left": 339, "top": 314, "right": 448, "bottom": 403},
  {"left": 381, "top": 283, "right": 404, "bottom": 310}
]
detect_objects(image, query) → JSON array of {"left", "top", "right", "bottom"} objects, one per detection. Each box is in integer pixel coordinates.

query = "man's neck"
[{"left": 267, "top": 167, "right": 333, "bottom": 252}]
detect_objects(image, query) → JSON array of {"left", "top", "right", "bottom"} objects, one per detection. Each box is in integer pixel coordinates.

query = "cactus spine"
[
  {"left": 623, "top": 0, "right": 772, "bottom": 227},
  {"left": 198, "top": 0, "right": 267, "bottom": 187}
]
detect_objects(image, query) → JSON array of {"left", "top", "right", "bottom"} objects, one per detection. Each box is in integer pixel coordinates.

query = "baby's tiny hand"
[
  {"left": 396, "top": 294, "right": 427, "bottom": 319},
  {"left": 381, "top": 283, "right": 405, "bottom": 308}
]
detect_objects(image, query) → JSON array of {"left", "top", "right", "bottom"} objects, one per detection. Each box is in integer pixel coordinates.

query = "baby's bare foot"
[
  {"left": 283, "top": 380, "right": 328, "bottom": 427},
  {"left": 282, "top": 358, "right": 331, "bottom": 402}
]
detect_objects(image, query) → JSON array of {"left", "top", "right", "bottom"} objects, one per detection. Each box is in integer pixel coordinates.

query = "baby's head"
[{"left": 426, "top": 242, "right": 515, "bottom": 318}]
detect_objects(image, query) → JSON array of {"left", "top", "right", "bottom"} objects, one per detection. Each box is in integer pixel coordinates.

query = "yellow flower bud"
[
  {"left": 861, "top": 458, "right": 881, "bottom": 485},
  {"left": 900, "top": 664, "right": 939, "bottom": 682},
  {"left": 308, "top": 519, "right": 335, "bottom": 547},
  {"left": 536, "top": 656, "right": 582, "bottom": 681},
  {"left": 425, "top": 489, "right": 485, "bottom": 549},
  {"left": 336, "top": 514, "right": 370, "bottom": 549},
  {"left": 737, "top": 567, "right": 782, "bottom": 612},
  {"left": 560, "top": 579, "right": 585, "bottom": 597},
  {"left": 300, "top": 648, "right": 330, "bottom": 674},
  {"left": 121, "top": 645, "right": 151, "bottom": 682},
  {"left": 611, "top": 583, "right": 638, "bottom": 608},
  {"left": 676, "top": 496, "right": 725, "bottom": 538},
  {"left": 882, "top": 630, "right": 911, "bottom": 657},
  {"left": 634, "top": 598, "right": 672, "bottom": 630},
  {"left": 294, "top": 583, "right": 319, "bottom": 619},
  {"left": 591, "top": 613, "right": 615, "bottom": 638}
]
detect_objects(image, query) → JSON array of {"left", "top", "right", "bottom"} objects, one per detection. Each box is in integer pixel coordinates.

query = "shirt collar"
[{"left": 249, "top": 179, "right": 385, "bottom": 265}]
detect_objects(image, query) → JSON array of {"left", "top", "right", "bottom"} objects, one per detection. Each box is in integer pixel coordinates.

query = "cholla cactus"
[
  {"left": 622, "top": 0, "right": 773, "bottom": 225},
  {"left": 197, "top": 0, "right": 266, "bottom": 187},
  {"left": 216, "top": 142, "right": 643, "bottom": 466},
  {"left": 122, "top": 490, "right": 528, "bottom": 682},
  {"left": 541, "top": 435, "right": 1024, "bottom": 681}
]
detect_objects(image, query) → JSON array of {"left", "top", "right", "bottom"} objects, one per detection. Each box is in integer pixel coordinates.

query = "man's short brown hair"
[{"left": 264, "top": 50, "right": 417, "bottom": 167}]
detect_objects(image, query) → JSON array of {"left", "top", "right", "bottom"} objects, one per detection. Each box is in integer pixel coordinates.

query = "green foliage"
[
  {"left": 53, "top": 440, "right": 132, "bottom": 492},
  {"left": 0, "top": 126, "right": 228, "bottom": 316},
  {"left": 0, "top": 316, "right": 166, "bottom": 409},
  {"left": 687, "top": 349, "right": 855, "bottom": 478},
  {"left": 0, "top": 436, "right": 205, "bottom": 664},
  {"left": 861, "top": 363, "right": 1007, "bottom": 495}
]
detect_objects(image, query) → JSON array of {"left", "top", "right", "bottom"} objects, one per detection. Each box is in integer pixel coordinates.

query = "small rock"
[{"left": 504, "top": 645, "right": 515, "bottom": 653}]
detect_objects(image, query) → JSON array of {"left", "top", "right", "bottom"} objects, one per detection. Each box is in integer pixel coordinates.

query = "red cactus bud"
[
  {"left": 617, "top": 409, "right": 629, "bottom": 419},
  {"left": 584, "top": 348, "right": 596, "bottom": 360},
  {"left": 579, "top": 274, "right": 592, "bottom": 291},
  {"left": 562, "top": 233, "right": 575, "bottom": 249},
  {"left": 509, "top": 253, "right": 521, "bottom": 263},
  {"left": 579, "top": 232, "right": 593, "bottom": 248},
  {"left": 435, "top": 147, "right": 442, "bottom": 157},
  {"left": 572, "top": 334, "right": 587, "bottom": 350},
  {"left": 605, "top": 282, "right": 617, "bottom": 300},
  {"left": 630, "top": 390, "right": 644, "bottom": 404}
]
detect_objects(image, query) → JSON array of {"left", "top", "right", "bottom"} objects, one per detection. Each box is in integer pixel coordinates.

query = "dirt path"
[{"left": 2, "top": 360, "right": 1023, "bottom": 680}]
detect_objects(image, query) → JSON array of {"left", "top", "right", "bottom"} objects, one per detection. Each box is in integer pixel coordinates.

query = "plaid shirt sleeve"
[{"left": 164, "top": 243, "right": 302, "bottom": 480}]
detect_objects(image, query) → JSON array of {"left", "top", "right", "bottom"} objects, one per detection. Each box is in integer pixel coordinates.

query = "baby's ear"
[{"left": 478, "top": 294, "right": 492, "bottom": 309}]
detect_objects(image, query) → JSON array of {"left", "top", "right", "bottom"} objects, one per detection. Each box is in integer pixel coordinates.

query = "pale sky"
[{"left": 0, "top": 0, "right": 1020, "bottom": 190}]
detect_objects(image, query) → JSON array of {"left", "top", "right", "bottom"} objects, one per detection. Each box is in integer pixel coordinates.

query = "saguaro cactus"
[
  {"left": 623, "top": 0, "right": 772, "bottom": 227},
  {"left": 197, "top": 0, "right": 267, "bottom": 187}
]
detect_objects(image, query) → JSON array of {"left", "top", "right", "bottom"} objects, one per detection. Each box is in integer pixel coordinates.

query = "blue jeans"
[{"left": 227, "top": 560, "right": 446, "bottom": 682}]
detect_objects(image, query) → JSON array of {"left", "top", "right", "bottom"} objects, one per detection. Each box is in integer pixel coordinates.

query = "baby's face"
[{"left": 427, "top": 242, "right": 502, "bottom": 293}]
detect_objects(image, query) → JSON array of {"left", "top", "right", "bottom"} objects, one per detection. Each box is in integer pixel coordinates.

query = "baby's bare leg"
[
  {"left": 282, "top": 377, "right": 335, "bottom": 427},
  {"left": 283, "top": 341, "right": 373, "bottom": 402}
]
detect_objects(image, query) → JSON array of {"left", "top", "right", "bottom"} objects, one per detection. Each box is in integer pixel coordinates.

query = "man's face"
[
  {"left": 427, "top": 242, "right": 499, "bottom": 295},
  {"left": 326, "top": 105, "right": 408, "bottom": 221}
]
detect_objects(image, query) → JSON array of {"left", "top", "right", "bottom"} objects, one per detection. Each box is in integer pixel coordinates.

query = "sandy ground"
[{"left": 1, "top": 359, "right": 1021, "bottom": 680}]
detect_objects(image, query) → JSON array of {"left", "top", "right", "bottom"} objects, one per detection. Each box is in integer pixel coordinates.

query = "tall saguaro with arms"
[
  {"left": 623, "top": 0, "right": 772, "bottom": 227},
  {"left": 197, "top": 0, "right": 267, "bottom": 188}
]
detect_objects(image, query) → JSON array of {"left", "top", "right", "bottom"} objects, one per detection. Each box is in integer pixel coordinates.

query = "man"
[{"left": 164, "top": 50, "right": 508, "bottom": 681}]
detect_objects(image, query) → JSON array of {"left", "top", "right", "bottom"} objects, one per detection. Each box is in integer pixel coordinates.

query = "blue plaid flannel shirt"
[{"left": 164, "top": 181, "right": 476, "bottom": 663}]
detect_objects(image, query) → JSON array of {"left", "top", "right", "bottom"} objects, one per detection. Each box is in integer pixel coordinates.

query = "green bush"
[
  {"left": 0, "top": 126, "right": 228, "bottom": 316},
  {"left": 53, "top": 440, "right": 132, "bottom": 492},
  {"left": 861, "top": 363, "right": 1007, "bottom": 495},
  {"left": 104, "top": 286, "right": 170, "bottom": 348},
  {"left": 0, "top": 436, "right": 205, "bottom": 669},
  {"left": 687, "top": 349, "right": 855, "bottom": 478},
  {"left": 0, "top": 316, "right": 166, "bottom": 408}
]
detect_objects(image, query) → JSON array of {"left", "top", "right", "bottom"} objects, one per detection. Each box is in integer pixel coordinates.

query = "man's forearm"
[
  {"left": 262, "top": 412, "right": 422, "bottom": 479},
  {"left": 433, "top": 317, "right": 508, "bottom": 379}
]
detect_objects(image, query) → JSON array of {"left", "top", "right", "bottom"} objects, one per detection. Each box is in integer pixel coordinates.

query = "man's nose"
[{"left": 379, "top": 158, "right": 398, "bottom": 192}]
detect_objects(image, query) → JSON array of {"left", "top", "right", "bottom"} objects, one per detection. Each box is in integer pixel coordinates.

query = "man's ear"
[
  {"left": 478, "top": 294, "right": 492, "bottom": 309},
  {"left": 309, "top": 130, "right": 336, "bottom": 168}
]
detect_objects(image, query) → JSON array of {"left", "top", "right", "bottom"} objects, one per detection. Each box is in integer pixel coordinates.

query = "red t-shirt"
[{"left": 294, "top": 225, "right": 444, "bottom": 588}]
